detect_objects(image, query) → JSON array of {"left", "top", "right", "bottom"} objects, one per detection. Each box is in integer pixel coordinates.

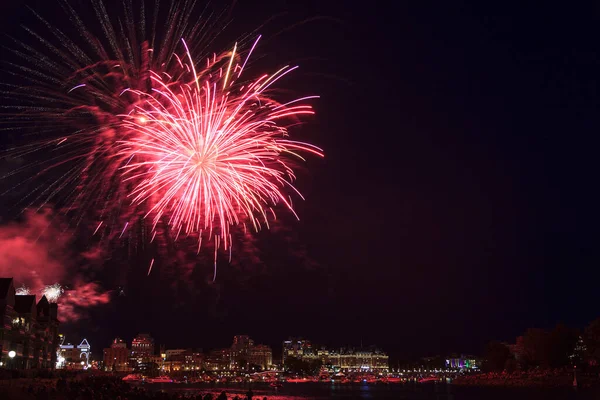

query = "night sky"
[{"left": 0, "top": 1, "right": 598, "bottom": 363}]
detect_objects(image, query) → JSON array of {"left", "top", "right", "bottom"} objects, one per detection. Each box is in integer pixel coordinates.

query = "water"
[{"left": 145, "top": 382, "right": 600, "bottom": 399}]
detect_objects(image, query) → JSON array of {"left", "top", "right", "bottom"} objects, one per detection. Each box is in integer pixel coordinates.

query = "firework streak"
[
  {"left": 119, "top": 38, "right": 323, "bottom": 256},
  {"left": 1, "top": 1, "right": 322, "bottom": 272}
]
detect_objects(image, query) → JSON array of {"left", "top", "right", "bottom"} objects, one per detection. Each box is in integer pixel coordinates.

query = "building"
[
  {"left": 328, "top": 348, "right": 389, "bottom": 372},
  {"left": 232, "top": 335, "right": 254, "bottom": 352},
  {"left": 248, "top": 344, "right": 272, "bottom": 369},
  {"left": 0, "top": 278, "right": 60, "bottom": 370},
  {"left": 131, "top": 333, "right": 155, "bottom": 363},
  {"left": 229, "top": 335, "right": 272, "bottom": 370},
  {"left": 445, "top": 354, "right": 481, "bottom": 370},
  {"left": 165, "top": 349, "right": 186, "bottom": 359},
  {"left": 508, "top": 337, "right": 525, "bottom": 367},
  {"left": 282, "top": 337, "right": 389, "bottom": 372},
  {"left": 163, "top": 349, "right": 203, "bottom": 374},
  {"left": 204, "top": 348, "right": 234, "bottom": 371},
  {"left": 58, "top": 339, "right": 92, "bottom": 370},
  {"left": 103, "top": 337, "right": 131, "bottom": 372},
  {"left": 35, "top": 296, "right": 60, "bottom": 369},
  {"left": 282, "top": 338, "right": 315, "bottom": 364}
]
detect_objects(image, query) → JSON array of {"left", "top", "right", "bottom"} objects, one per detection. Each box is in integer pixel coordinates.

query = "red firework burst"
[
  {"left": 119, "top": 37, "right": 323, "bottom": 258},
  {"left": 1, "top": 1, "right": 323, "bottom": 273}
]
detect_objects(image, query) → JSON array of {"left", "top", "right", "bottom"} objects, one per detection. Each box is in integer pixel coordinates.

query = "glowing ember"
[
  {"left": 42, "top": 283, "right": 64, "bottom": 303},
  {"left": 16, "top": 285, "right": 31, "bottom": 296}
]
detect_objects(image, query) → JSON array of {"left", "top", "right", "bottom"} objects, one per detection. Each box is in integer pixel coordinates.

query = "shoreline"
[{"left": 453, "top": 372, "right": 600, "bottom": 388}]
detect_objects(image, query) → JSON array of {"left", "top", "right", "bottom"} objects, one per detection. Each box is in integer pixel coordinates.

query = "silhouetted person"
[{"left": 217, "top": 391, "right": 227, "bottom": 400}]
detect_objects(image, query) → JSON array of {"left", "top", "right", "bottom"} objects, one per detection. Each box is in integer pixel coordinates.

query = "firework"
[
  {"left": 16, "top": 285, "right": 31, "bottom": 296},
  {"left": 42, "top": 283, "right": 64, "bottom": 303},
  {"left": 120, "top": 38, "right": 323, "bottom": 258},
  {"left": 1, "top": 1, "right": 322, "bottom": 268},
  {"left": 1, "top": 0, "right": 228, "bottom": 241}
]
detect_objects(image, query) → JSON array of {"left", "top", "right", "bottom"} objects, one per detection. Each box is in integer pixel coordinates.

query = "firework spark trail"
[
  {"left": 42, "top": 283, "right": 64, "bottom": 303},
  {"left": 1, "top": 1, "right": 323, "bottom": 274},
  {"left": 16, "top": 285, "right": 31, "bottom": 295},
  {"left": 0, "top": 0, "right": 233, "bottom": 244},
  {"left": 118, "top": 39, "right": 323, "bottom": 261}
]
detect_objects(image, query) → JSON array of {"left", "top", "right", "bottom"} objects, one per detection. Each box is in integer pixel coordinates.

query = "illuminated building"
[
  {"left": 131, "top": 333, "right": 155, "bottom": 363},
  {"left": 0, "top": 278, "right": 60, "bottom": 370},
  {"left": 445, "top": 354, "right": 481, "bottom": 370},
  {"left": 204, "top": 348, "right": 234, "bottom": 371},
  {"left": 248, "top": 344, "right": 273, "bottom": 370},
  {"left": 58, "top": 338, "right": 92, "bottom": 370},
  {"left": 232, "top": 335, "right": 254, "bottom": 351},
  {"left": 103, "top": 337, "right": 131, "bottom": 372},
  {"left": 320, "top": 348, "right": 389, "bottom": 372},
  {"left": 570, "top": 335, "right": 586, "bottom": 365},
  {"left": 282, "top": 337, "right": 388, "bottom": 372},
  {"left": 228, "top": 335, "right": 272, "bottom": 370},
  {"left": 163, "top": 349, "right": 203, "bottom": 373},
  {"left": 78, "top": 339, "right": 91, "bottom": 367},
  {"left": 282, "top": 338, "right": 314, "bottom": 364},
  {"left": 58, "top": 343, "right": 81, "bottom": 369},
  {"left": 165, "top": 349, "right": 186, "bottom": 359}
]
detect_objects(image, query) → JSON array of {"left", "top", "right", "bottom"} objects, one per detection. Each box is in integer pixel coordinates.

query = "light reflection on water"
[{"left": 145, "top": 382, "right": 600, "bottom": 400}]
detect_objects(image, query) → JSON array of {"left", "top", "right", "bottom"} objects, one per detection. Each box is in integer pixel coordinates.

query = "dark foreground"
[{"left": 2, "top": 377, "right": 600, "bottom": 400}]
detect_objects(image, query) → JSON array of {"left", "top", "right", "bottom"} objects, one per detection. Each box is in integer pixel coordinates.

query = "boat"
[
  {"left": 147, "top": 376, "right": 173, "bottom": 383},
  {"left": 286, "top": 377, "right": 310, "bottom": 383},
  {"left": 331, "top": 372, "right": 345, "bottom": 382},
  {"left": 418, "top": 376, "right": 438, "bottom": 383},
  {"left": 122, "top": 374, "right": 142, "bottom": 382}
]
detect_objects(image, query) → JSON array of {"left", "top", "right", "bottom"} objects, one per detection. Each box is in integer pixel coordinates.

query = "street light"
[
  {"left": 8, "top": 351, "right": 16, "bottom": 382},
  {"left": 8, "top": 351, "right": 16, "bottom": 370}
]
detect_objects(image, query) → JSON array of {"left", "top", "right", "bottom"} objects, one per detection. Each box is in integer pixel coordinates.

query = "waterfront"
[
  {"left": 147, "top": 382, "right": 600, "bottom": 399},
  {"left": 4, "top": 377, "right": 600, "bottom": 399}
]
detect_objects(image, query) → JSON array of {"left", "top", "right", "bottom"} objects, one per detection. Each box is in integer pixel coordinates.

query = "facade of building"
[
  {"left": 282, "top": 338, "right": 389, "bottom": 372},
  {"left": 165, "top": 349, "right": 186, "bottom": 359},
  {"left": 131, "top": 333, "right": 155, "bottom": 363},
  {"left": 0, "top": 278, "right": 60, "bottom": 370},
  {"left": 248, "top": 344, "right": 273, "bottom": 369},
  {"left": 282, "top": 338, "right": 315, "bottom": 364},
  {"left": 325, "top": 348, "right": 389, "bottom": 372},
  {"left": 103, "top": 337, "right": 131, "bottom": 372},
  {"left": 163, "top": 349, "right": 203, "bottom": 373},
  {"left": 445, "top": 354, "right": 481, "bottom": 370},
  {"left": 58, "top": 339, "right": 92, "bottom": 370},
  {"left": 508, "top": 337, "right": 525, "bottom": 367},
  {"left": 204, "top": 348, "right": 234, "bottom": 371},
  {"left": 231, "top": 335, "right": 272, "bottom": 370}
]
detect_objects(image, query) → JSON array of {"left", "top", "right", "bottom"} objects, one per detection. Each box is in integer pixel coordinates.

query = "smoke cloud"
[{"left": 0, "top": 208, "right": 110, "bottom": 322}]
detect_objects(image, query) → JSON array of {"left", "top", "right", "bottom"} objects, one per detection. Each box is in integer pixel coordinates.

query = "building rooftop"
[
  {"left": 37, "top": 295, "right": 50, "bottom": 316},
  {"left": 14, "top": 295, "right": 37, "bottom": 314},
  {"left": 0, "top": 278, "right": 14, "bottom": 299}
]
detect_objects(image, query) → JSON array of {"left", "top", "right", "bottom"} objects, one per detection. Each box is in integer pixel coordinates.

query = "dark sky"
[{"left": 0, "top": 1, "right": 599, "bottom": 363}]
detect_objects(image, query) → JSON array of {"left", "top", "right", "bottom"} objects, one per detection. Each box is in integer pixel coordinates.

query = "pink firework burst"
[
  {"left": 120, "top": 37, "right": 323, "bottom": 264},
  {"left": 42, "top": 283, "right": 64, "bottom": 303}
]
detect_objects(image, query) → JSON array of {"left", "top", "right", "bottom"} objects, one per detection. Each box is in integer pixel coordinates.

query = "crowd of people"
[{"left": 0, "top": 376, "right": 272, "bottom": 400}]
